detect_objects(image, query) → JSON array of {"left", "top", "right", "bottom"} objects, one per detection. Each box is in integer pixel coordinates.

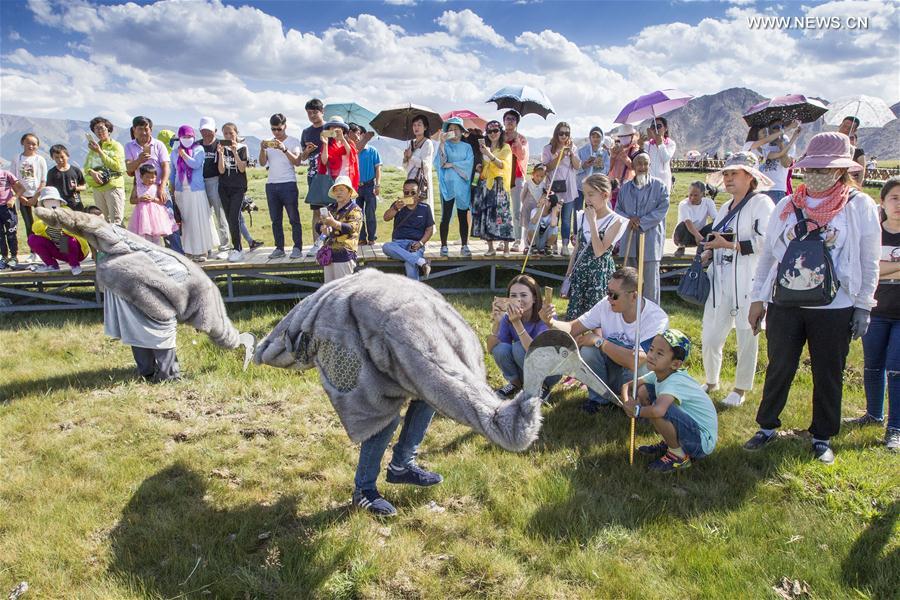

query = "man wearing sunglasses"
[
  {"left": 259, "top": 113, "right": 303, "bottom": 259},
  {"left": 540, "top": 267, "right": 669, "bottom": 413},
  {"left": 381, "top": 179, "right": 434, "bottom": 281}
]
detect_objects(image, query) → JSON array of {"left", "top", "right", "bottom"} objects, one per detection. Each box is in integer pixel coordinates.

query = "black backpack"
[{"left": 772, "top": 202, "right": 840, "bottom": 307}]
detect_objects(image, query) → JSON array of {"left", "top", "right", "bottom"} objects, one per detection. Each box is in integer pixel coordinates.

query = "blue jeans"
[
  {"left": 382, "top": 239, "right": 425, "bottom": 280},
  {"left": 766, "top": 190, "right": 787, "bottom": 203},
  {"left": 560, "top": 201, "right": 575, "bottom": 244},
  {"left": 358, "top": 180, "right": 378, "bottom": 243},
  {"left": 862, "top": 314, "right": 900, "bottom": 429},
  {"left": 354, "top": 400, "right": 436, "bottom": 491},
  {"left": 573, "top": 190, "right": 584, "bottom": 235},
  {"left": 265, "top": 181, "right": 302, "bottom": 251},
  {"left": 527, "top": 223, "right": 558, "bottom": 250},
  {"left": 579, "top": 345, "right": 642, "bottom": 404},
  {"left": 163, "top": 198, "right": 183, "bottom": 254},
  {"left": 491, "top": 341, "right": 562, "bottom": 388}
]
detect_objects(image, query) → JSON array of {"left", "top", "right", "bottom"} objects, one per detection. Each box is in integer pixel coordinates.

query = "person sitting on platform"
[
  {"left": 381, "top": 179, "right": 435, "bottom": 281},
  {"left": 673, "top": 180, "right": 717, "bottom": 257},
  {"left": 488, "top": 274, "right": 559, "bottom": 400},
  {"left": 27, "top": 187, "right": 90, "bottom": 275},
  {"left": 527, "top": 191, "right": 560, "bottom": 255},
  {"left": 621, "top": 329, "right": 718, "bottom": 473},
  {"left": 540, "top": 267, "right": 669, "bottom": 413}
]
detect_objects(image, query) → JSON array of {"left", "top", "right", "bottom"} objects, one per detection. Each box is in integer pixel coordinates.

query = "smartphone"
[
  {"left": 220, "top": 139, "right": 233, "bottom": 147},
  {"left": 85, "top": 132, "right": 96, "bottom": 144},
  {"left": 402, "top": 194, "right": 417, "bottom": 207},
  {"left": 322, "top": 129, "right": 337, "bottom": 139},
  {"left": 478, "top": 138, "right": 486, "bottom": 147},
  {"left": 263, "top": 140, "right": 281, "bottom": 149},
  {"left": 493, "top": 297, "right": 511, "bottom": 311},
  {"left": 543, "top": 286, "right": 553, "bottom": 305},
  {"left": 443, "top": 131, "right": 457, "bottom": 141},
  {"left": 318, "top": 207, "right": 330, "bottom": 217}
]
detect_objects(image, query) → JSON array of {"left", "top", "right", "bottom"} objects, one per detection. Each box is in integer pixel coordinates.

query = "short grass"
[
  {"left": 13, "top": 169, "right": 885, "bottom": 254},
  {"left": 1, "top": 292, "right": 897, "bottom": 599}
]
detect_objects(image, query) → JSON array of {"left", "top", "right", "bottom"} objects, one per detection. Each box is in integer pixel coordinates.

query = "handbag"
[
  {"left": 315, "top": 243, "right": 333, "bottom": 266},
  {"left": 772, "top": 203, "right": 839, "bottom": 307},
  {"left": 550, "top": 180, "right": 567, "bottom": 194},
  {"left": 676, "top": 194, "right": 750, "bottom": 306},
  {"left": 410, "top": 141, "right": 430, "bottom": 203},
  {"left": 305, "top": 172, "right": 334, "bottom": 206}
]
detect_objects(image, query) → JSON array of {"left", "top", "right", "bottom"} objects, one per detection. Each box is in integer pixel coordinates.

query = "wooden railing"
[{"left": 672, "top": 160, "right": 899, "bottom": 186}]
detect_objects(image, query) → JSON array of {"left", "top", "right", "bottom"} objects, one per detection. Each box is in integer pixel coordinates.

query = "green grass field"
[{"left": 1, "top": 171, "right": 896, "bottom": 599}]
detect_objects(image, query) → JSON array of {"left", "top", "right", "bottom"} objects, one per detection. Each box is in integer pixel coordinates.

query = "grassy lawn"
[{"left": 1, "top": 171, "right": 896, "bottom": 599}]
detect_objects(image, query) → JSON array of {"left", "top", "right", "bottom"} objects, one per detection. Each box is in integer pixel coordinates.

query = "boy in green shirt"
[{"left": 622, "top": 329, "right": 718, "bottom": 473}]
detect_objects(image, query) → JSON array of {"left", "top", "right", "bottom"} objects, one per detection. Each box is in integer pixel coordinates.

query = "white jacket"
[
  {"left": 750, "top": 190, "right": 881, "bottom": 310},
  {"left": 706, "top": 192, "right": 774, "bottom": 326}
]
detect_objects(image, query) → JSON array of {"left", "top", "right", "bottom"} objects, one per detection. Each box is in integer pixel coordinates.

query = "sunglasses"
[
  {"left": 271, "top": 126, "right": 285, "bottom": 132},
  {"left": 558, "top": 131, "right": 571, "bottom": 137},
  {"left": 606, "top": 288, "right": 635, "bottom": 300},
  {"left": 403, "top": 190, "right": 417, "bottom": 196},
  {"left": 486, "top": 129, "right": 501, "bottom": 134}
]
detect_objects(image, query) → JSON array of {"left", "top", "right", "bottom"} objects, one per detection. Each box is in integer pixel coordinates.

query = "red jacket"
[{"left": 318, "top": 139, "right": 359, "bottom": 190}]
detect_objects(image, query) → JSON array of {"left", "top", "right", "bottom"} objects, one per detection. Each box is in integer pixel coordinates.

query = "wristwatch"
[{"left": 593, "top": 336, "right": 604, "bottom": 349}]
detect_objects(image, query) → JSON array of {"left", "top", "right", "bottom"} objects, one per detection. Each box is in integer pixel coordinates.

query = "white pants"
[
  {"left": 702, "top": 292, "right": 759, "bottom": 391},
  {"left": 324, "top": 259, "right": 356, "bottom": 283}
]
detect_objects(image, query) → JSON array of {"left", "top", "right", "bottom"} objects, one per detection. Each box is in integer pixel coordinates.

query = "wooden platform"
[{"left": 0, "top": 240, "right": 690, "bottom": 313}]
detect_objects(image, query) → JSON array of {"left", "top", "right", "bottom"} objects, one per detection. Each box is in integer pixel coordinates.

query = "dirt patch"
[{"left": 240, "top": 427, "right": 277, "bottom": 439}]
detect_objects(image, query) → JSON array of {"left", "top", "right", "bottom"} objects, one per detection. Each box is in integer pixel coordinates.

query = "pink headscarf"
[{"left": 175, "top": 125, "right": 200, "bottom": 184}]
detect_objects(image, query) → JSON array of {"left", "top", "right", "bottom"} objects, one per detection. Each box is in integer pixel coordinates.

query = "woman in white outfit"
[
  {"left": 700, "top": 152, "right": 775, "bottom": 406},
  {"left": 402, "top": 114, "right": 435, "bottom": 216}
]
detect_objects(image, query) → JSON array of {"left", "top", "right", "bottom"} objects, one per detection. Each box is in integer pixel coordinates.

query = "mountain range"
[{"left": 2, "top": 88, "right": 898, "bottom": 170}]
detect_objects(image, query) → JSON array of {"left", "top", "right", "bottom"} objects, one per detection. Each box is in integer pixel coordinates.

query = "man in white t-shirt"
[
  {"left": 259, "top": 113, "right": 303, "bottom": 259},
  {"left": 540, "top": 267, "right": 669, "bottom": 413},
  {"left": 757, "top": 119, "right": 800, "bottom": 203},
  {"left": 673, "top": 181, "right": 718, "bottom": 257}
]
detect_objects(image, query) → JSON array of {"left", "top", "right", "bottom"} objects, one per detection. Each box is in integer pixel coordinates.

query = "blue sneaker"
[
  {"left": 638, "top": 440, "right": 668, "bottom": 457},
  {"left": 352, "top": 488, "right": 397, "bottom": 517},
  {"left": 648, "top": 451, "right": 692, "bottom": 473},
  {"left": 385, "top": 463, "right": 443, "bottom": 487}
]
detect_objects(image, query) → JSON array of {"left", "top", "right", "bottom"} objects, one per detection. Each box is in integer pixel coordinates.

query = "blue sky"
[{"left": 1, "top": 0, "right": 897, "bottom": 138}]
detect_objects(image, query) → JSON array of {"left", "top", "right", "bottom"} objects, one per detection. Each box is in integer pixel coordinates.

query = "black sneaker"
[
  {"left": 842, "top": 413, "right": 883, "bottom": 426},
  {"left": 0, "top": 258, "right": 7, "bottom": 270},
  {"left": 352, "top": 488, "right": 397, "bottom": 517},
  {"left": 385, "top": 463, "right": 443, "bottom": 487},
  {"left": 812, "top": 441, "right": 835, "bottom": 464},
  {"left": 539, "top": 384, "right": 552, "bottom": 402},
  {"left": 496, "top": 383, "right": 520, "bottom": 399},
  {"left": 673, "top": 247, "right": 685, "bottom": 258},
  {"left": 638, "top": 440, "right": 669, "bottom": 457},
  {"left": 743, "top": 430, "right": 776, "bottom": 451},
  {"left": 249, "top": 239, "right": 264, "bottom": 250}
]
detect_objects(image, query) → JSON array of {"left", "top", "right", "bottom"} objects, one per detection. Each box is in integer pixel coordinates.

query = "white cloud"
[
  {"left": 384, "top": 0, "right": 416, "bottom": 5},
  {"left": 436, "top": 9, "right": 514, "bottom": 49}
]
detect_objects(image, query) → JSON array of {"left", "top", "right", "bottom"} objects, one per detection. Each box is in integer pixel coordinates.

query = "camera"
[
  {"left": 220, "top": 139, "right": 233, "bottom": 147},
  {"left": 241, "top": 196, "right": 258, "bottom": 214}
]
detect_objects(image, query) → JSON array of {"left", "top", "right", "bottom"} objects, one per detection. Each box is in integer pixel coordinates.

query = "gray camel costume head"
[
  {"left": 34, "top": 207, "right": 254, "bottom": 361},
  {"left": 254, "top": 269, "right": 547, "bottom": 452}
]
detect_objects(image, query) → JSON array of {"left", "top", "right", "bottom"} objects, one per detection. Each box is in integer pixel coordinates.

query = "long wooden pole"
[{"left": 630, "top": 230, "right": 645, "bottom": 465}]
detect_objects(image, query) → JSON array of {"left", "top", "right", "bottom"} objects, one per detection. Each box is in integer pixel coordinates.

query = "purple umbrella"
[
  {"left": 742, "top": 94, "right": 828, "bottom": 128},
  {"left": 614, "top": 89, "right": 694, "bottom": 124}
]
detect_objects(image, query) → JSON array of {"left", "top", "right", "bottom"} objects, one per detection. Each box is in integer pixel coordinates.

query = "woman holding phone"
[
  {"left": 541, "top": 122, "right": 581, "bottom": 256},
  {"left": 700, "top": 152, "right": 775, "bottom": 407},
  {"left": 471, "top": 120, "right": 515, "bottom": 256}
]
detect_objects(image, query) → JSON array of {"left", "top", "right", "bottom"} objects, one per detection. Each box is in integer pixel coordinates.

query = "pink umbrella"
[
  {"left": 442, "top": 109, "right": 487, "bottom": 131},
  {"left": 614, "top": 89, "right": 694, "bottom": 124}
]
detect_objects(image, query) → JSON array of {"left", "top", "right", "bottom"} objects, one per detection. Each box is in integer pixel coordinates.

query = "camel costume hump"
[{"left": 254, "top": 270, "right": 544, "bottom": 451}]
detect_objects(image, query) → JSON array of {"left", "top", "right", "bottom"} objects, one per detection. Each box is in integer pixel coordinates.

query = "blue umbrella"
[
  {"left": 486, "top": 85, "right": 555, "bottom": 119},
  {"left": 324, "top": 103, "right": 377, "bottom": 129}
]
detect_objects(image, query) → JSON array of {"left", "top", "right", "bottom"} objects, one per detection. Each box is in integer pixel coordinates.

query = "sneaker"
[
  {"left": 71, "top": 265, "right": 83, "bottom": 276},
  {"left": 743, "top": 430, "right": 776, "bottom": 451},
  {"left": 638, "top": 440, "right": 669, "bottom": 457},
  {"left": 386, "top": 463, "right": 443, "bottom": 487},
  {"left": 290, "top": 246, "right": 304, "bottom": 259},
  {"left": 192, "top": 254, "right": 206, "bottom": 263},
  {"left": 440, "top": 246, "right": 449, "bottom": 257},
  {"left": 560, "top": 244, "right": 570, "bottom": 257},
  {"left": 0, "top": 258, "right": 7, "bottom": 270},
  {"left": 7, "top": 257, "right": 18, "bottom": 268},
  {"left": 305, "top": 241, "right": 322, "bottom": 257},
  {"left": 722, "top": 391, "right": 745, "bottom": 407},
  {"left": 539, "top": 384, "right": 552, "bottom": 402},
  {"left": 228, "top": 249, "right": 245, "bottom": 263},
  {"left": 352, "top": 489, "right": 397, "bottom": 517},
  {"left": 215, "top": 249, "right": 230, "bottom": 260},
  {"left": 268, "top": 248, "right": 286, "bottom": 259},
  {"left": 496, "top": 382, "right": 520, "bottom": 399},
  {"left": 460, "top": 245, "right": 472, "bottom": 257},
  {"left": 32, "top": 264, "right": 60, "bottom": 273},
  {"left": 843, "top": 413, "right": 883, "bottom": 426},
  {"left": 673, "top": 247, "right": 686, "bottom": 258},
  {"left": 358, "top": 240, "right": 369, "bottom": 247},
  {"left": 648, "top": 451, "right": 692, "bottom": 473},
  {"left": 812, "top": 441, "right": 835, "bottom": 465},
  {"left": 249, "top": 239, "right": 264, "bottom": 250},
  {"left": 511, "top": 240, "right": 520, "bottom": 252},
  {"left": 702, "top": 383, "right": 719, "bottom": 393},
  {"left": 418, "top": 261, "right": 431, "bottom": 280},
  {"left": 27, "top": 253, "right": 39, "bottom": 263},
  {"left": 885, "top": 428, "right": 900, "bottom": 452}
]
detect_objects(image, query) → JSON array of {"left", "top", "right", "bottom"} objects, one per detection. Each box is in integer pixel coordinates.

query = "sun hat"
[
  {"left": 328, "top": 175, "right": 358, "bottom": 200},
  {"left": 706, "top": 151, "right": 774, "bottom": 191},
  {"left": 615, "top": 124, "right": 637, "bottom": 137},
  {"left": 792, "top": 132, "right": 863, "bottom": 173},
  {"left": 38, "top": 186, "right": 63, "bottom": 206},
  {"left": 324, "top": 115, "right": 350, "bottom": 131},
  {"left": 198, "top": 117, "right": 216, "bottom": 132},
  {"left": 441, "top": 116, "right": 468, "bottom": 133}
]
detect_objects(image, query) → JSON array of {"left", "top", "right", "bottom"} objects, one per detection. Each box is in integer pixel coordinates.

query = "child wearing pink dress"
[{"left": 128, "top": 164, "right": 176, "bottom": 244}]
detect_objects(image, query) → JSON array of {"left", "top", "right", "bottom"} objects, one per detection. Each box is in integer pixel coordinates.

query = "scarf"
[
  {"left": 176, "top": 143, "right": 200, "bottom": 184},
  {"left": 780, "top": 182, "right": 851, "bottom": 226},
  {"left": 318, "top": 139, "right": 360, "bottom": 190}
]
